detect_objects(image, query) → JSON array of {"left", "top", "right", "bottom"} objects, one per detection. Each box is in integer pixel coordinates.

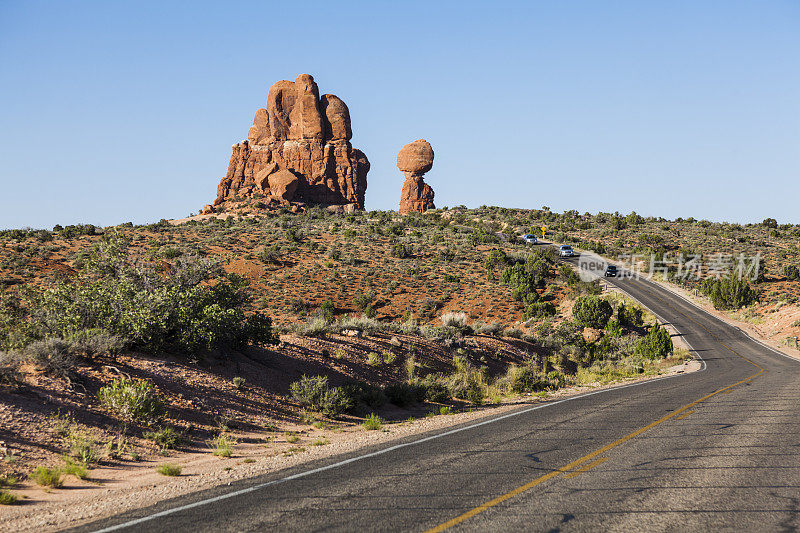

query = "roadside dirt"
[{"left": 0, "top": 358, "right": 698, "bottom": 533}]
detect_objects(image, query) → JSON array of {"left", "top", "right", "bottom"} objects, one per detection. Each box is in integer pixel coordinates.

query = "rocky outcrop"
[
  {"left": 213, "top": 74, "right": 369, "bottom": 211},
  {"left": 397, "top": 139, "right": 435, "bottom": 214}
]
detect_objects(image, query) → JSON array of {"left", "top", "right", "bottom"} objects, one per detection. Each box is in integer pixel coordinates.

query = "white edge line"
[{"left": 92, "top": 369, "right": 689, "bottom": 532}]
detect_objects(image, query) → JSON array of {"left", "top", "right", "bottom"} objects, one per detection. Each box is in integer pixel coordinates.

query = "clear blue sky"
[{"left": 1, "top": 0, "right": 798, "bottom": 229}]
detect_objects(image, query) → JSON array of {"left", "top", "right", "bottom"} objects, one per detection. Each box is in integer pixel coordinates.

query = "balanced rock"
[
  {"left": 213, "top": 74, "right": 370, "bottom": 210},
  {"left": 397, "top": 139, "right": 435, "bottom": 214}
]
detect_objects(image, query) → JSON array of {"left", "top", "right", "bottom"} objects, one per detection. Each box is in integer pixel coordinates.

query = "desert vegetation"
[{"left": 7, "top": 205, "right": 783, "bottom": 493}]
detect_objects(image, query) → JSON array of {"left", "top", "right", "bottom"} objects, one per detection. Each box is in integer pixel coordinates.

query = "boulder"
[
  {"left": 397, "top": 139, "right": 435, "bottom": 214},
  {"left": 268, "top": 169, "right": 299, "bottom": 201},
  {"left": 397, "top": 139, "right": 434, "bottom": 176}
]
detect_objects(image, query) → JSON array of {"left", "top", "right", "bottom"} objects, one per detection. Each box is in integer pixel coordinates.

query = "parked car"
[
  {"left": 558, "top": 245, "right": 575, "bottom": 257},
  {"left": 604, "top": 265, "right": 618, "bottom": 277},
  {"left": 522, "top": 234, "right": 538, "bottom": 244}
]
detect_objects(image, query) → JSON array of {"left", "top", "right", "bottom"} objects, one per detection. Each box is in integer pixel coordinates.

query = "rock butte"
[
  {"left": 205, "top": 74, "right": 369, "bottom": 215},
  {"left": 397, "top": 139, "right": 435, "bottom": 214}
]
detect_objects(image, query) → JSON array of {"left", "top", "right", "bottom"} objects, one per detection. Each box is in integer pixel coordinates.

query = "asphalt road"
[{"left": 78, "top": 254, "right": 800, "bottom": 533}]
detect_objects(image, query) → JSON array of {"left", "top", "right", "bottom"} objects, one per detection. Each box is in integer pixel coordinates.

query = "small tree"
[
  {"left": 636, "top": 325, "right": 673, "bottom": 359},
  {"left": 572, "top": 296, "right": 613, "bottom": 329}
]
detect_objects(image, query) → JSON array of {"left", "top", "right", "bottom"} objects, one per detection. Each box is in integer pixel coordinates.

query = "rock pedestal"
[{"left": 397, "top": 139, "right": 435, "bottom": 214}]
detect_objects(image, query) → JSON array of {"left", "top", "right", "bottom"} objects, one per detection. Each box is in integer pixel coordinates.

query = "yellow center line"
[
  {"left": 563, "top": 457, "right": 609, "bottom": 479},
  {"left": 675, "top": 409, "right": 695, "bottom": 420},
  {"left": 425, "top": 281, "right": 766, "bottom": 533}
]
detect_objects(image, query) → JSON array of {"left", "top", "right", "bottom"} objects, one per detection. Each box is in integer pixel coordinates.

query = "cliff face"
[{"left": 212, "top": 74, "right": 369, "bottom": 211}]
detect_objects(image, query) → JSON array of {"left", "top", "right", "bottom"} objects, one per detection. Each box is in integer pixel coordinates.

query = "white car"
[
  {"left": 558, "top": 245, "right": 575, "bottom": 257},
  {"left": 521, "top": 234, "right": 538, "bottom": 244}
]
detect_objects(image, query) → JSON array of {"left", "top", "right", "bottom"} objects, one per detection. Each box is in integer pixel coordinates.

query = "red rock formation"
[
  {"left": 397, "top": 139, "right": 435, "bottom": 214},
  {"left": 213, "top": 74, "right": 369, "bottom": 210}
]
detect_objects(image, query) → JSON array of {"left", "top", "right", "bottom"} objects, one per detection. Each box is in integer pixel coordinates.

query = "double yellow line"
[{"left": 426, "top": 282, "right": 764, "bottom": 532}]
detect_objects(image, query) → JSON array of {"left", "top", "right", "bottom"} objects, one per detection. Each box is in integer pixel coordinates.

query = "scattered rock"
[{"left": 397, "top": 139, "right": 435, "bottom": 214}]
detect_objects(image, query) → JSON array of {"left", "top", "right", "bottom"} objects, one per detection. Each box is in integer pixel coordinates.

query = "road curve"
[{"left": 76, "top": 257, "right": 800, "bottom": 532}]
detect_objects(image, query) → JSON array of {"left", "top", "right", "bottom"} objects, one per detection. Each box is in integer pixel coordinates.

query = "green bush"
[
  {"left": 0, "top": 236, "right": 275, "bottom": 354},
  {"left": 99, "top": 378, "right": 166, "bottom": 426},
  {"left": 156, "top": 463, "right": 182, "bottom": 476},
  {"left": 318, "top": 299, "right": 335, "bottom": 321},
  {"left": 289, "top": 375, "right": 354, "bottom": 418},
  {"left": 390, "top": 243, "right": 413, "bottom": 258},
  {"left": 343, "top": 381, "right": 387, "bottom": 409},
  {"left": 783, "top": 265, "right": 800, "bottom": 281},
  {"left": 384, "top": 382, "right": 426, "bottom": 407},
  {"left": 208, "top": 434, "right": 237, "bottom": 457},
  {"left": 362, "top": 413, "right": 384, "bottom": 430},
  {"left": 32, "top": 466, "right": 63, "bottom": 488},
  {"left": 617, "top": 303, "right": 644, "bottom": 328},
  {"left": 636, "top": 325, "right": 673, "bottom": 359},
  {"left": 145, "top": 426, "right": 181, "bottom": 451},
  {"left": 699, "top": 277, "right": 758, "bottom": 310},
  {"left": 572, "top": 296, "right": 613, "bottom": 329},
  {"left": 423, "top": 379, "right": 451, "bottom": 403},
  {"left": 524, "top": 301, "right": 556, "bottom": 320},
  {"left": 0, "top": 490, "right": 17, "bottom": 505}
]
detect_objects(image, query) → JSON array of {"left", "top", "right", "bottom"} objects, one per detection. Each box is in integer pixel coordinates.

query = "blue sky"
[{"left": 1, "top": 0, "right": 798, "bottom": 228}]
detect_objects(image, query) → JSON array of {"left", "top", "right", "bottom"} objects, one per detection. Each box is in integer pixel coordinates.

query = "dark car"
[{"left": 604, "top": 265, "right": 618, "bottom": 277}]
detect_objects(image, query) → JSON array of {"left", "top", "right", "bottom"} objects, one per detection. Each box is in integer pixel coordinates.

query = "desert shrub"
[
  {"left": 318, "top": 299, "right": 335, "bottom": 321},
  {"left": 783, "top": 265, "right": 800, "bottom": 281},
  {"left": 99, "top": 378, "right": 166, "bottom": 426},
  {"left": 289, "top": 375, "right": 354, "bottom": 418},
  {"left": 636, "top": 325, "right": 673, "bottom": 359},
  {"left": 337, "top": 316, "right": 383, "bottom": 333},
  {"left": 559, "top": 264, "right": 579, "bottom": 284},
  {"left": 353, "top": 290, "right": 376, "bottom": 311},
  {"left": 62, "top": 457, "right": 89, "bottom": 479},
  {"left": 699, "top": 277, "right": 758, "bottom": 310},
  {"left": 145, "top": 426, "right": 182, "bottom": 451},
  {"left": 617, "top": 303, "right": 644, "bottom": 328},
  {"left": 423, "top": 379, "right": 451, "bottom": 403},
  {"left": 446, "top": 355, "right": 486, "bottom": 404},
  {"left": 441, "top": 312, "right": 469, "bottom": 330},
  {"left": 366, "top": 352, "right": 382, "bottom": 366},
  {"left": 3, "top": 236, "right": 275, "bottom": 354},
  {"left": 500, "top": 364, "right": 544, "bottom": 393},
  {"left": 156, "top": 463, "right": 182, "bottom": 476},
  {"left": 21, "top": 338, "right": 75, "bottom": 377},
  {"left": 0, "top": 350, "right": 22, "bottom": 383},
  {"left": 343, "top": 381, "right": 387, "bottom": 409},
  {"left": 762, "top": 218, "right": 778, "bottom": 229},
  {"left": 419, "top": 298, "right": 442, "bottom": 319},
  {"left": 390, "top": 243, "right": 413, "bottom": 258},
  {"left": 362, "top": 413, "right": 384, "bottom": 430},
  {"left": 66, "top": 328, "right": 125, "bottom": 358},
  {"left": 0, "top": 490, "right": 17, "bottom": 505},
  {"left": 297, "top": 317, "right": 332, "bottom": 337},
  {"left": 525, "top": 301, "right": 556, "bottom": 320},
  {"left": 32, "top": 466, "right": 63, "bottom": 488},
  {"left": 572, "top": 296, "right": 613, "bottom": 329},
  {"left": 384, "top": 382, "right": 426, "bottom": 407},
  {"left": 208, "top": 434, "right": 237, "bottom": 457},
  {"left": 473, "top": 321, "right": 503, "bottom": 336}
]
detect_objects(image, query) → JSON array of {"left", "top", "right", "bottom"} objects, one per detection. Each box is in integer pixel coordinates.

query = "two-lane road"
[{"left": 79, "top": 259, "right": 800, "bottom": 532}]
